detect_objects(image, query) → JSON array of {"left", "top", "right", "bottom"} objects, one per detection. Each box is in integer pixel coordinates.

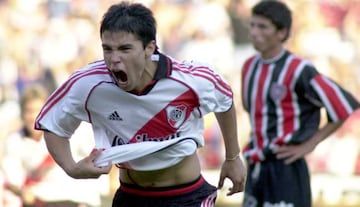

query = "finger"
[
  {"left": 227, "top": 185, "right": 238, "bottom": 196},
  {"left": 276, "top": 151, "right": 292, "bottom": 159},
  {"left": 217, "top": 175, "right": 225, "bottom": 189},
  {"left": 284, "top": 155, "right": 298, "bottom": 165},
  {"left": 273, "top": 146, "right": 287, "bottom": 153},
  {"left": 88, "top": 149, "right": 103, "bottom": 160},
  {"left": 228, "top": 181, "right": 243, "bottom": 196}
]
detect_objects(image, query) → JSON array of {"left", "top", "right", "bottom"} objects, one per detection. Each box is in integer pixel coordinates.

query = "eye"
[
  {"left": 102, "top": 47, "right": 112, "bottom": 53},
  {"left": 119, "top": 46, "right": 131, "bottom": 53}
]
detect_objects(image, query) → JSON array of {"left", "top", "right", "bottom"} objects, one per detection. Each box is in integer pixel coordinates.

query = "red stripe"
[
  {"left": 250, "top": 151, "right": 261, "bottom": 163},
  {"left": 35, "top": 66, "right": 106, "bottom": 125},
  {"left": 23, "top": 155, "right": 55, "bottom": 186},
  {"left": 241, "top": 56, "right": 256, "bottom": 100},
  {"left": 314, "top": 75, "right": 349, "bottom": 119},
  {"left": 192, "top": 72, "right": 232, "bottom": 98},
  {"left": 35, "top": 68, "right": 109, "bottom": 129},
  {"left": 120, "top": 176, "right": 205, "bottom": 197},
  {"left": 173, "top": 65, "right": 232, "bottom": 98},
  {"left": 277, "top": 58, "right": 301, "bottom": 144},
  {"left": 129, "top": 90, "right": 197, "bottom": 143},
  {"left": 254, "top": 64, "right": 270, "bottom": 149},
  {"left": 194, "top": 68, "right": 232, "bottom": 91}
]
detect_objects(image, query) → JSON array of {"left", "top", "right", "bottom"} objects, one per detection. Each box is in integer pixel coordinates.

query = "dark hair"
[
  {"left": 100, "top": 1, "right": 157, "bottom": 49},
  {"left": 20, "top": 84, "right": 48, "bottom": 115},
  {"left": 252, "top": 0, "right": 292, "bottom": 41}
]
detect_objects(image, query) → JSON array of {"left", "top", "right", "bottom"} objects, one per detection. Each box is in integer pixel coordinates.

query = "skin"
[
  {"left": 44, "top": 31, "right": 247, "bottom": 195},
  {"left": 24, "top": 98, "right": 44, "bottom": 142},
  {"left": 249, "top": 15, "right": 346, "bottom": 164},
  {"left": 249, "top": 15, "right": 287, "bottom": 60},
  {"left": 101, "top": 31, "right": 157, "bottom": 92}
]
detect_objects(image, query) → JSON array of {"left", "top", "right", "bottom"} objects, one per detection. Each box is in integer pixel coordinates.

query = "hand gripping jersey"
[
  {"left": 241, "top": 50, "right": 360, "bottom": 163},
  {"left": 35, "top": 53, "right": 233, "bottom": 170}
]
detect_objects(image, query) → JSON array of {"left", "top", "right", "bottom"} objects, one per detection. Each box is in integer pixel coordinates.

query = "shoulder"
[
  {"left": 287, "top": 54, "right": 319, "bottom": 78},
  {"left": 65, "top": 61, "right": 112, "bottom": 95},
  {"left": 171, "top": 59, "right": 219, "bottom": 80},
  {"left": 70, "top": 60, "right": 111, "bottom": 82}
]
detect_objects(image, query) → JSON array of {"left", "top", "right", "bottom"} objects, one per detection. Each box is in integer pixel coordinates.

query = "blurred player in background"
[
  {"left": 240, "top": 1, "right": 360, "bottom": 207},
  {"left": 2, "top": 84, "right": 103, "bottom": 207}
]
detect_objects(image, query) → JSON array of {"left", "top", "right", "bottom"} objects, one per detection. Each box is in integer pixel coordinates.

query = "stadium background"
[{"left": 0, "top": 0, "right": 360, "bottom": 206}]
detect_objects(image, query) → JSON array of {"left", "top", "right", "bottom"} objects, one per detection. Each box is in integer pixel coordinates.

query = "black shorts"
[
  {"left": 112, "top": 175, "right": 217, "bottom": 207},
  {"left": 23, "top": 201, "right": 79, "bottom": 207},
  {"left": 243, "top": 157, "right": 312, "bottom": 207}
]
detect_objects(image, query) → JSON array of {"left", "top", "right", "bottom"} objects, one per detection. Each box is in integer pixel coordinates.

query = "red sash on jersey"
[{"left": 23, "top": 154, "right": 55, "bottom": 186}]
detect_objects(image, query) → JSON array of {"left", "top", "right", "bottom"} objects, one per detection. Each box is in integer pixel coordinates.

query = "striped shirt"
[{"left": 241, "top": 50, "right": 360, "bottom": 162}]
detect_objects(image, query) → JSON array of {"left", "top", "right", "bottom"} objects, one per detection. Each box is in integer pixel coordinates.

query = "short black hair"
[
  {"left": 100, "top": 1, "right": 157, "bottom": 49},
  {"left": 252, "top": 0, "right": 292, "bottom": 41}
]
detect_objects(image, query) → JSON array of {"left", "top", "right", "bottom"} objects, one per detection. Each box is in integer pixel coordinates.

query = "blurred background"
[{"left": 0, "top": 0, "right": 359, "bottom": 206}]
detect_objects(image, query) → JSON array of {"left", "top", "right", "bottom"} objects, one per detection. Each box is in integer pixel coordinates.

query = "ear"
[
  {"left": 145, "top": 40, "right": 156, "bottom": 58},
  {"left": 277, "top": 28, "right": 289, "bottom": 42}
]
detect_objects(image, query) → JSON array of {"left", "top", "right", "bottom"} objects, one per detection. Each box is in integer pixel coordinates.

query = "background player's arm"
[
  {"left": 274, "top": 120, "right": 345, "bottom": 164},
  {"left": 43, "top": 131, "right": 111, "bottom": 179}
]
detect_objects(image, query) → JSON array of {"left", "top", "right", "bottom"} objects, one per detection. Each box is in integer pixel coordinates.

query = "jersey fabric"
[
  {"left": 35, "top": 53, "right": 233, "bottom": 170},
  {"left": 2, "top": 128, "right": 102, "bottom": 206},
  {"left": 241, "top": 50, "right": 360, "bottom": 163},
  {"left": 241, "top": 50, "right": 360, "bottom": 207},
  {"left": 94, "top": 137, "right": 197, "bottom": 170}
]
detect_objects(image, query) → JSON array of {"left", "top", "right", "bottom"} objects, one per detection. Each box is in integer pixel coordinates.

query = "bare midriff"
[{"left": 119, "top": 153, "right": 201, "bottom": 187}]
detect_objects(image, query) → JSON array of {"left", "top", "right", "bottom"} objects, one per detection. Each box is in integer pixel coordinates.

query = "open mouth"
[{"left": 113, "top": 70, "right": 128, "bottom": 82}]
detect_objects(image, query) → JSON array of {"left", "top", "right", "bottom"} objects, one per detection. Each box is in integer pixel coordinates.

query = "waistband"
[{"left": 120, "top": 176, "right": 204, "bottom": 197}]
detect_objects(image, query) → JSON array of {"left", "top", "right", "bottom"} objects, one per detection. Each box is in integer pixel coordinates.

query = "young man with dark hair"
[
  {"left": 241, "top": 1, "right": 360, "bottom": 207},
  {"left": 35, "top": 2, "right": 247, "bottom": 207}
]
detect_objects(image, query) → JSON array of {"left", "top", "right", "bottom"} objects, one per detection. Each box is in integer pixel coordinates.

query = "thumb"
[
  {"left": 88, "top": 148, "right": 103, "bottom": 160},
  {"left": 218, "top": 173, "right": 225, "bottom": 189}
]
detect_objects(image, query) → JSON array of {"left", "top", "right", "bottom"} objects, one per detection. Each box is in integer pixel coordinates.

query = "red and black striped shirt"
[{"left": 241, "top": 50, "right": 360, "bottom": 162}]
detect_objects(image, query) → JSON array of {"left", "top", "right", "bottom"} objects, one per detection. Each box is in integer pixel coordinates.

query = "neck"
[
  {"left": 135, "top": 61, "right": 157, "bottom": 91},
  {"left": 261, "top": 49, "right": 285, "bottom": 64},
  {"left": 261, "top": 45, "right": 283, "bottom": 60}
]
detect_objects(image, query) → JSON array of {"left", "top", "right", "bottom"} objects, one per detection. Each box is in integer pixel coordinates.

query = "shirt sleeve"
[
  {"left": 35, "top": 77, "right": 89, "bottom": 138},
  {"left": 300, "top": 65, "right": 360, "bottom": 122},
  {"left": 191, "top": 64, "right": 233, "bottom": 115}
]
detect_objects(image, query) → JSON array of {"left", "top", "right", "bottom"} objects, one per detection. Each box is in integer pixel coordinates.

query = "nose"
[
  {"left": 107, "top": 50, "right": 121, "bottom": 63},
  {"left": 106, "top": 52, "right": 123, "bottom": 71},
  {"left": 109, "top": 51, "right": 122, "bottom": 63}
]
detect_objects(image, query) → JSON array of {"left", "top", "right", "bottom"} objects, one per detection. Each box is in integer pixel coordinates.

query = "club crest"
[
  {"left": 166, "top": 104, "right": 187, "bottom": 128},
  {"left": 270, "top": 83, "right": 287, "bottom": 102}
]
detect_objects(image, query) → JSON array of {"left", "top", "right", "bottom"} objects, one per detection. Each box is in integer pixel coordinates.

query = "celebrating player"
[{"left": 35, "top": 2, "right": 246, "bottom": 207}]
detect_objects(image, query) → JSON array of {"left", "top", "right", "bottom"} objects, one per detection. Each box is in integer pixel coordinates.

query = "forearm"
[
  {"left": 307, "top": 120, "right": 345, "bottom": 147},
  {"left": 43, "top": 131, "right": 76, "bottom": 176},
  {"left": 215, "top": 104, "right": 241, "bottom": 159}
]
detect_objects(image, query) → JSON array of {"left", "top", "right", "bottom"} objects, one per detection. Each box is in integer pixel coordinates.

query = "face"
[
  {"left": 23, "top": 98, "right": 44, "bottom": 139},
  {"left": 101, "top": 31, "right": 155, "bottom": 91},
  {"left": 249, "top": 15, "right": 286, "bottom": 59}
]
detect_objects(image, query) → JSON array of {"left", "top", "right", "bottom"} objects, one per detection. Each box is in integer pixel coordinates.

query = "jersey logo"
[
  {"left": 270, "top": 83, "right": 287, "bottom": 102},
  {"left": 166, "top": 104, "right": 187, "bottom": 128},
  {"left": 108, "top": 111, "right": 123, "bottom": 121}
]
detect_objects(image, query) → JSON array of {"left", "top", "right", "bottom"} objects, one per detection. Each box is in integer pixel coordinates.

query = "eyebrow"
[{"left": 101, "top": 43, "right": 133, "bottom": 49}]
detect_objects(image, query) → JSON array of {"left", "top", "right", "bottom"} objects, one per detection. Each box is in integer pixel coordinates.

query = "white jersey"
[
  {"left": 2, "top": 125, "right": 103, "bottom": 206},
  {"left": 35, "top": 53, "right": 233, "bottom": 170}
]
